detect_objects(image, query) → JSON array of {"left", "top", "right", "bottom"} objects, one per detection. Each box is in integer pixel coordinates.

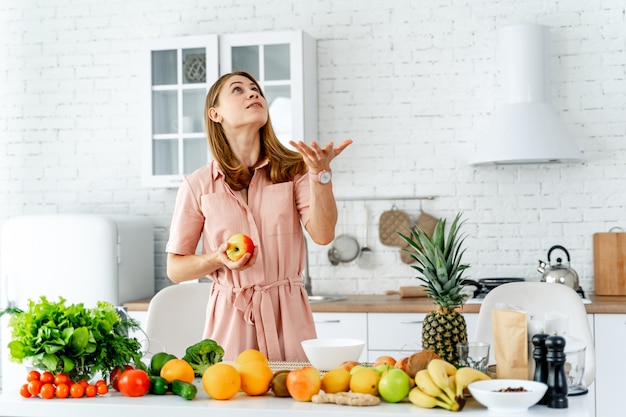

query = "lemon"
[
  {"left": 321, "top": 368, "right": 351, "bottom": 393},
  {"left": 349, "top": 367, "right": 380, "bottom": 396}
]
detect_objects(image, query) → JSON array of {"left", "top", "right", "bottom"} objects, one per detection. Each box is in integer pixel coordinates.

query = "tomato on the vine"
[
  {"left": 40, "top": 371, "right": 54, "bottom": 385},
  {"left": 26, "top": 370, "right": 41, "bottom": 382},
  {"left": 40, "top": 383, "right": 55, "bottom": 399},
  {"left": 27, "top": 379, "right": 43, "bottom": 396},
  {"left": 117, "top": 369, "right": 150, "bottom": 397},
  {"left": 54, "top": 373, "right": 70, "bottom": 386},
  {"left": 55, "top": 383, "right": 70, "bottom": 399},
  {"left": 110, "top": 365, "right": 134, "bottom": 391},
  {"left": 20, "top": 383, "right": 32, "bottom": 398},
  {"left": 96, "top": 383, "right": 109, "bottom": 395},
  {"left": 70, "top": 383, "right": 85, "bottom": 398},
  {"left": 85, "top": 385, "right": 97, "bottom": 398}
]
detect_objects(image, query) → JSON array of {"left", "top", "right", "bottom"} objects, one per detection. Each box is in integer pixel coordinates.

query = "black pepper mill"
[
  {"left": 545, "top": 334, "right": 568, "bottom": 409},
  {"left": 532, "top": 332, "right": 549, "bottom": 405}
]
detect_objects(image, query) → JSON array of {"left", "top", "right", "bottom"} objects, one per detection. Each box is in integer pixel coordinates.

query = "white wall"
[{"left": 1, "top": 0, "right": 625, "bottom": 298}]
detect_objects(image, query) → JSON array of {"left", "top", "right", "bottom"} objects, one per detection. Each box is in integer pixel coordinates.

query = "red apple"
[
  {"left": 286, "top": 366, "right": 321, "bottom": 402},
  {"left": 226, "top": 233, "right": 255, "bottom": 261}
]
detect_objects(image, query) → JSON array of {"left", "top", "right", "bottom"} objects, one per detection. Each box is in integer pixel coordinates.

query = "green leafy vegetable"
[
  {"left": 181, "top": 339, "right": 224, "bottom": 377},
  {"left": 4, "top": 296, "right": 147, "bottom": 381}
]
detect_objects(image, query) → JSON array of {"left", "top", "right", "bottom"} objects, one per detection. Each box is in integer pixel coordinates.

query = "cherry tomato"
[
  {"left": 54, "top": 373, "right": 70, "bottom": 386},
  {"left": 117, "top": 369, "right": 150, "bottom": 397},
  {"left": 85, "top": 384, "right": 97, "bottom": 397},
  {"left": 70, "top": 383, "right": 85, "bottom": 398},
  {"left": 97, "top": 383, "right": 109, "bottom": 395},
  {"left": 20, "top": 383, "right": 32, "bottom": 398},
  {"left": 40, "top": 383, "right": 55, "bottom": 399},
  {"left": 40, "top": 371, "right": 54, "bottom": 385},
  {"left": 78, "top": 380, "right": 89, "bottom": 388},
  {"left": 95, "top": 379, "right": 106, "bottom": 387},
  {"left": 55, "top": 383, "right": 70, "bottom": 399},
  {"left": 27, "top": 379, "right": 43, "bottom": 396},
  {"left": 26, "top": 370, "right": 41, "bottom": 382}
]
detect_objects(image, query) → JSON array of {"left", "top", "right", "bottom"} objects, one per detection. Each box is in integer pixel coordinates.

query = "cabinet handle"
[
  {"left": 400, "top": 320, "right": 424, "bottom": 324},
  {"left": 314, "top": 319, "right": 341, "bottom": 324}
]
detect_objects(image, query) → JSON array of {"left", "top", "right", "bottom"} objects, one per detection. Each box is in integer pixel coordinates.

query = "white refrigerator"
[{"left": 0, "top": 214, "right": 156, "bottom": 394}]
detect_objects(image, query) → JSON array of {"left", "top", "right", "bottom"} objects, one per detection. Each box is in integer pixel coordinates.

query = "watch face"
[{"left": 319, "top": 171, "right": 332, "bottom": 184}]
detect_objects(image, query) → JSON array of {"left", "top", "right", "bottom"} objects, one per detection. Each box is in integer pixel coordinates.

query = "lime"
[{"left": 150, "top": 352, "right": 177, "bottom": 376}]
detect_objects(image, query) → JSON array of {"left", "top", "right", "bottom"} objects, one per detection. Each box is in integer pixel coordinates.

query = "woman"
[{"left": 165, "top": 71, "right": 352, "bottom": 361}]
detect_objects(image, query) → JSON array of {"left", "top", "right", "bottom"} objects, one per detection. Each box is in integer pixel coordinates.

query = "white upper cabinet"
[{"left": 143, "top": 31, "right": 317, "bottom": 188}]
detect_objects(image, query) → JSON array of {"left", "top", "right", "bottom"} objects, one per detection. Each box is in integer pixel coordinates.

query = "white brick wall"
[{"left": 1, "top": 0, "right": 625, "bottom": 299}]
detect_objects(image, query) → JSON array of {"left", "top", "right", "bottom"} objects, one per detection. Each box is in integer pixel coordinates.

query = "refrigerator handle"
[{"left": 2, "top": 274, "right": 16, "bottom": 309}]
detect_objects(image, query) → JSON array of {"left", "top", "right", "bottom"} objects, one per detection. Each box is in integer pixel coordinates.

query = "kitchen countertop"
[
  {"left": 123, "top": 293, "right": 626, "bottom": 314},
  {"left": 0, "top": 384, "right": 595, "bottom": 417}
]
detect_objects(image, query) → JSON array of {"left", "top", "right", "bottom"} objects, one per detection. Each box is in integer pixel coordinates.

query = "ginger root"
[{"left": 312, "top": 392, "right": 381, "bottom": 406}]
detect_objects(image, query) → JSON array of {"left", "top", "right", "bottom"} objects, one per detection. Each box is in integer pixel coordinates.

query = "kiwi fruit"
[{"left": 270, "top": 370, "right": 291, "bottom": 397}]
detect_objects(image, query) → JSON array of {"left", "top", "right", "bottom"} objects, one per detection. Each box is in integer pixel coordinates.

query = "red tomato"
[
  {"left": 85, "top": 384, "right": 97, "bottom": 398},
  {"left": 40, "top": 383, "right": 55, "bottom": 399},
  {"left": 55, "top": 383, "right": 69, "bottom": 399},
  {"left": 54, "top": 373, "right": 70, "bottom": 386},
  {"left": 40, "top": 371, "right": 54, "bottom": 384},
  {"left": 70, "top": 383, "right": 85, "bottom": 398},
  {"left": 117, "top": 369, "right": 150, "bottom": 397},
  {"left": 26, "top": 370, "right": 41, "bottom": 382},
  {"left": 27, "top": 380, "right": 43, "bottom": 396},
  {"left": 109, "top": 365, "right": 134, "bottom": 391},
  {"left": 20, "top": 383, "right": 32, "bottom": 398}
]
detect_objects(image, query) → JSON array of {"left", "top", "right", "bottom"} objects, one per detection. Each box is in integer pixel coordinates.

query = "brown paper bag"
[{"left": 492, "top": 309, "right": 528, "bottom": 379}]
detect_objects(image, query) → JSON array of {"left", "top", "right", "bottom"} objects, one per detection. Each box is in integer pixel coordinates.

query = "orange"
[
  {"left": 236, "top": 349, "right": 268, "bottom": 365},
  {"left": 160, "top": 358, "right": 195, "bottom": 383},
  {"left": 238, "top": 360, "right": 274, "bottom": 396},
  {"left": 202, "top": 363, "right": 241, "bottom": 400},
  {"left": 321, "top": 368, "right": 351, "bottom": 393}
]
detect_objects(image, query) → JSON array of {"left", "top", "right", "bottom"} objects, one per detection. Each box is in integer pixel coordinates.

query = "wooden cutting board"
[{"left": 593, "top": 232, "right": 626, "bottom": 295}]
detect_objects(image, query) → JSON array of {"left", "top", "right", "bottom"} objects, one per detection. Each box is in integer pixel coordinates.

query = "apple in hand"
[{"left": 226, "top": 233, "right": 255, "bottom": 262}]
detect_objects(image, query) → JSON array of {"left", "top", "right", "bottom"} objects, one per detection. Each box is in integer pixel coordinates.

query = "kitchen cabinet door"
[
  {"left": 220, "top": 31, "right": 317, "bottom": 149},
  {"left": 312, "top": 312, "right": 368, "bottom": 363},
  {"left": 143, "top": 35, "right": 219, "bottom": 187},
  {"left": 594, "top": 314, "right": 625, "bottom": 416}
]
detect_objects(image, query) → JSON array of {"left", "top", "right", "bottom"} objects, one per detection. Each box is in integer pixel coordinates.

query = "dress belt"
[{"left": 213, "top": 279, "right": 303, "bottom": 360}]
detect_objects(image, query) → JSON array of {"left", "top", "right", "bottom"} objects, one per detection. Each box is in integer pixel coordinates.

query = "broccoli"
[{"left": 182, "top": 339, "right": 225, "bottom": 377}]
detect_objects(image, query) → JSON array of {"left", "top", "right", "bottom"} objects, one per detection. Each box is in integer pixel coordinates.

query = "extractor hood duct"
[{"left": 471, "top": 24, "right": 584, "bottom": 165}]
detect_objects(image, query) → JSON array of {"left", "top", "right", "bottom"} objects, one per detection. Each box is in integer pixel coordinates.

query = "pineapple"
[{"left": 398, "top": 212, "right": 470, "bottom": 366}]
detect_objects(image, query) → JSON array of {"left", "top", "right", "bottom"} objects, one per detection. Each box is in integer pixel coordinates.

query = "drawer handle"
[
  {"left": 400, "top": 320, "right": 424, "bottom": 324},
  {"left": 314, "top": 319, "right": 341, "bottom": 324}
]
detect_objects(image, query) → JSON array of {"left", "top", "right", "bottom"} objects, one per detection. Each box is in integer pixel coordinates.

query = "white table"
[{"left": 0, "top": 386, "right": 596, "bottom": 417}]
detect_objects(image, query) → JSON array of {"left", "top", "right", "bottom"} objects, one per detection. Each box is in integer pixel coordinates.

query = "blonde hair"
[{"left": 205, "top": 71, "right": 307, "bottom": 191}]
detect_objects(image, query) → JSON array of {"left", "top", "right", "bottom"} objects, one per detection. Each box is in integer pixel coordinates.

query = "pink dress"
[{"left": 165, "top": 159, "right": 317, "bottom": 361}]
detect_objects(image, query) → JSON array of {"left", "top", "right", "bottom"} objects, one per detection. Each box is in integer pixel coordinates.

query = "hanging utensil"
[
  {"left": 328, "top": 202, "right": 360, "bottom": 265},
  {"left": 358, "top": 204, "right": 374, "bottom": 269}
]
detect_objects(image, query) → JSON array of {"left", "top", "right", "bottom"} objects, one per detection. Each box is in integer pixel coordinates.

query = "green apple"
[
  {"left": 378, "top": 368, "right": 411, "bottom": 403},
  {"left": 374, "top": 364, "right": 394, "bottom": 375},
  {"left": 349, "top": 365, "right": 368, "bottom": 376},
  {"left": 226, "top": 233, "right": 255, "bottom": 261}
]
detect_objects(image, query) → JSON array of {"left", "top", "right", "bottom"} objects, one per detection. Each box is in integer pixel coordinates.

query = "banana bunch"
[{"left": 408, "top": 359, "right": 490, "bottom": 412}]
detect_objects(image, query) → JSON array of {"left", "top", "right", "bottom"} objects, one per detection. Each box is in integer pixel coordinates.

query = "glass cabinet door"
[
  {"left": 144, "top": 36, "right": 219, "bottom": 187},
  {"left": 220, "top": 31, "right": 317, "bottom": 149}
]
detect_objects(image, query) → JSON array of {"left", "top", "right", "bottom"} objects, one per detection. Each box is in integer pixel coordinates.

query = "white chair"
[
  {"left": 474, "top": 281, "right": 595, "bottom": 388},
  {"left": 144, "top": 282, "right": 212, "bottom": 358}
]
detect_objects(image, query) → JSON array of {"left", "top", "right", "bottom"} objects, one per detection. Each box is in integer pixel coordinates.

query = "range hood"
[{"left": 471, "top": 24, "right": 584, "bottom": 165}]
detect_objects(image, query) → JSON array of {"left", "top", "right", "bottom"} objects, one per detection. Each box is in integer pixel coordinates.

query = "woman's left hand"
[{"left": 289, "top": 139, "right": 353, "bottom": 173}]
